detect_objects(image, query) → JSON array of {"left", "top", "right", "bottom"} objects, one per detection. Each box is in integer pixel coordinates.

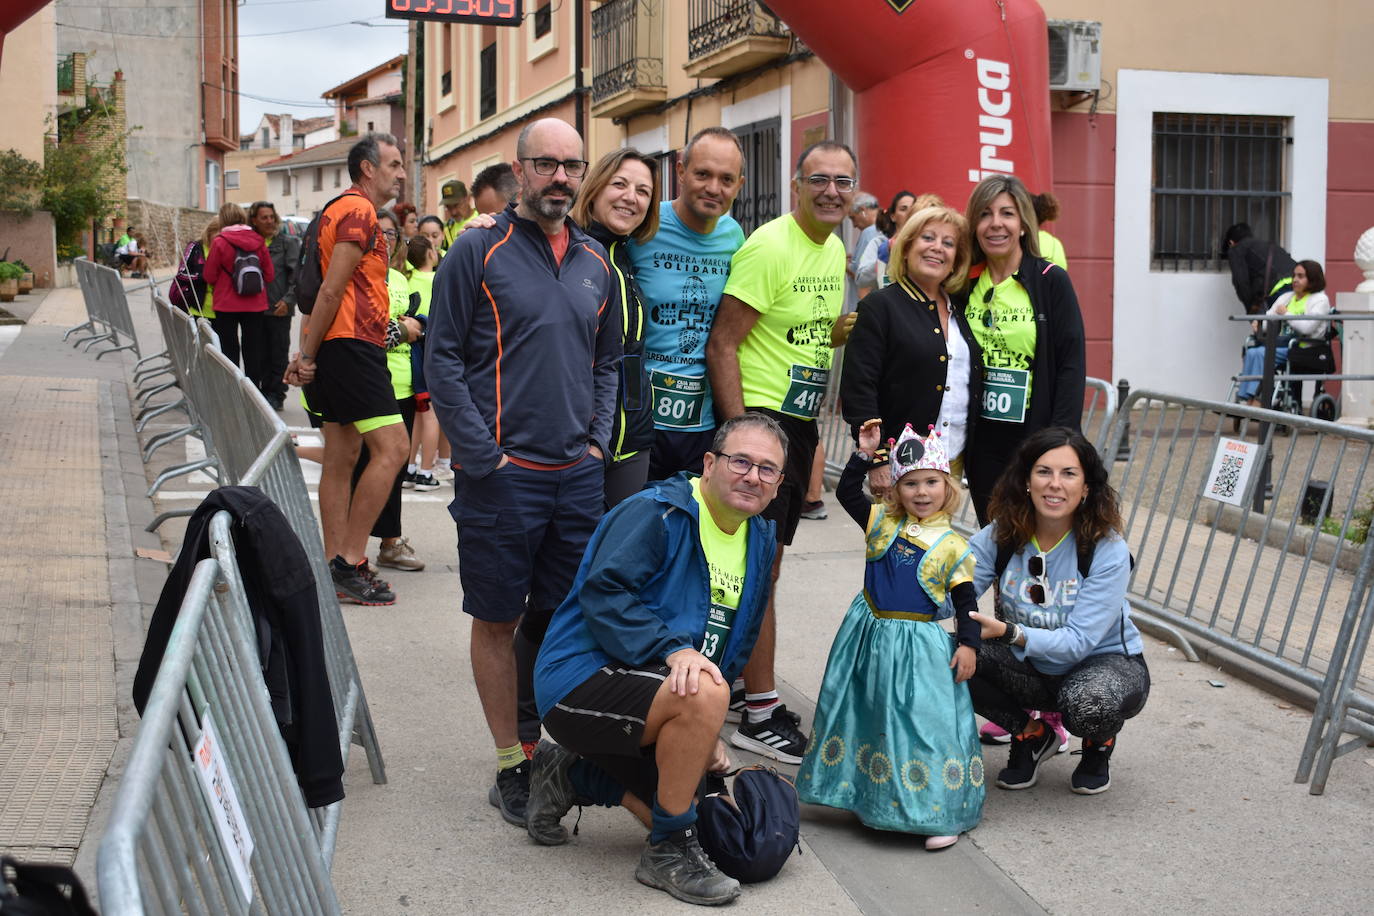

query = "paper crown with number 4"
[{"left": 889, "top": 424, "right": 951, "bottom": 484}]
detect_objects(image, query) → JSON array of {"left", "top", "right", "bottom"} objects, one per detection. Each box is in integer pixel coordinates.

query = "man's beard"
[{"left": 525, "top": 182, "right": 577, "bottom": 221}]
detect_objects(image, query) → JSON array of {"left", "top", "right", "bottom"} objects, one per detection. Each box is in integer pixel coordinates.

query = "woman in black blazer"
[{"left": 840, "top": 204, "right": 981, "bottom": 498}]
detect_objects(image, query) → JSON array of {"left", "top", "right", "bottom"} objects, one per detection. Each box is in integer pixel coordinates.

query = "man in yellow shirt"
[
  {"left": 440, "top": 179, "right": 475, "bottom": 251},
  {"left": 707, "top": 140, "right": 855, "bottom": 763}
]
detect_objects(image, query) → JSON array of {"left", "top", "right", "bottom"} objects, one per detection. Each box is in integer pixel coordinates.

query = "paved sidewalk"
[
  {"left": 2, "top": 281, "right": 1372, "bottom": 913},
  {"left": 0, "top": 288, "right": 128, "bottom": 867}
]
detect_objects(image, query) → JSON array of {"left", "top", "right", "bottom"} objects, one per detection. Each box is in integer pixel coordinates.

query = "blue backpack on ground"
[{"left": 697, "top": 765, "right": 801, "bottom": 884}]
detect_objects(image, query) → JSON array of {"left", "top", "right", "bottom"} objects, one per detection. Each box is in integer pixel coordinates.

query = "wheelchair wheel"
[{"left": 1311, "top": 393, "right": 1339, "bottom": 422}]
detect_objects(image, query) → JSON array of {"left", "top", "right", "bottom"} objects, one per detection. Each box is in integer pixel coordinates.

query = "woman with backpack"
[
  {"left": 170, "top": 218, "right": 219, "bottom": 315},
  {"left": 203, "top": 202, "right": 274, "bottom": 385},
  {"left": 965, "top": 427, "right": 1149, "bottom": 796}
]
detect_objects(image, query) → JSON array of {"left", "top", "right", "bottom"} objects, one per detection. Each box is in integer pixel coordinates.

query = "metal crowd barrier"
[
  {"left": 97, "top": 517, "right": 342, "bottom": 915},
  {"left": 1101, "top": 390, "right": 1374, "bottom": 792},
  {"left": 143, "top": 297, "right": 221, "bottom": 511},
  {"left": 66, "top": 258, "right": 146, "bottom": 360},
  {"left": 135, "top": 306, "right": 386, "bottom": 859}
]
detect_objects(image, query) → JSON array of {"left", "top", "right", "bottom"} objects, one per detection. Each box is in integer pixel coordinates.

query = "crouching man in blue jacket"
[{"left": 529, "top": 412, "right": 784, "bottom": 906}]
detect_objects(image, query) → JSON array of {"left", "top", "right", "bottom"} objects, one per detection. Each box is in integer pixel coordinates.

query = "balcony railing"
[
  {"left": 591, "top": 0, "right": 666, "bottom": 119},
  {"left": 57, "top": 56, "right": 74, "bottom": 93},
  {"left": 685, "top": 0, "right": 790, "bottom": 78}
]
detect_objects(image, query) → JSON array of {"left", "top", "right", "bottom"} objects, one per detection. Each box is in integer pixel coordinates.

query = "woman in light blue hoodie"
[{"left": 966, "top": 427, "right": 1148, "bottom": 796}]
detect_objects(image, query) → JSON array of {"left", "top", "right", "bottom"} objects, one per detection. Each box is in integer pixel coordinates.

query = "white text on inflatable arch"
[{"left": 968, "top": 58, "right": 1014, "bottom": 183}]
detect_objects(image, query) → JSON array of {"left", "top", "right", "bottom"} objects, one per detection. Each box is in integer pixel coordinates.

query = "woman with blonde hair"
[
  {"left": 840, "top": 204, "right": 980, "bottom": 499},
  {"left": 203, "top": 201, "right": 274, "bottom": 382}
]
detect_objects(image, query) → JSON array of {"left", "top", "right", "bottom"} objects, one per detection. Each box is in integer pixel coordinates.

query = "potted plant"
[
  {"left": 0, "top": 262, "right": 21, "bottom": 302},
  {"left": 14, "top": 259, "right": 33, "bottom": 293}
]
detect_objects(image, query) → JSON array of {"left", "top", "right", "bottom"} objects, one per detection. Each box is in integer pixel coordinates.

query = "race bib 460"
[{"left": 981, "top": 367, "right": 1030, "bottom": 423}]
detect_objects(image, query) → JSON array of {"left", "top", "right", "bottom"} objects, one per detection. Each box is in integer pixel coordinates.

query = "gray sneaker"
[
  {"left": 635, "top": 825, "right": 740, "bottom": 906},
  {"left": 526, "top": 740, "right": 579, "bottom": 845}
]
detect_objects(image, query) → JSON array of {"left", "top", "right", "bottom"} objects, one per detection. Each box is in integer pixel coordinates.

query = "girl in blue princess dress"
[{"left": 798, "top": 422, "right": 984, "bottom": 849}]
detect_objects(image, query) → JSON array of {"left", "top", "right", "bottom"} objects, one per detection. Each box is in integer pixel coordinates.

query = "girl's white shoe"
[{"left": 925, "top": 835, "right": 959, "bottom": 851}]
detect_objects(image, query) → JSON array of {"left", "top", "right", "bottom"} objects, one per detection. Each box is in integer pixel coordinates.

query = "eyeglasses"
[
  {"left": 381, "top": 229, "right": 398, "bottom": 240},
  {"left": 1026, "top": 552, "right": 1051, "bottom": 606},
  {"left": 803, "top": 174, "right": 857, "bottom": 192},
  {"left": 521, "top": 157, "right": 589, "bottom": 178},
  {"left": 713, "top": 451, "right": 782, "bottom": 484}
]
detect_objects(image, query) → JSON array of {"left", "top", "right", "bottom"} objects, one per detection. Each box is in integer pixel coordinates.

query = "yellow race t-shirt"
[
  {"left": 968, "top": 271, "right": 1037, "bottom": 424},
  {"left": 385, "top": 267, "right": 412, "bottom": 399},
  {"left": 691, "top": 478, "right": 748, "bottom": 663},
  {"left": 408, "top": 269, "right": 435, "bottom": 319},
  {"left": 722, "top": 214, "right": 846, "bottom": 420}
]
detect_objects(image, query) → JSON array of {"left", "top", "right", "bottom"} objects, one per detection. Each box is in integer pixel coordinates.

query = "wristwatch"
[{"left": 995, "top": 621, "right": 1021, "bottom": 646}]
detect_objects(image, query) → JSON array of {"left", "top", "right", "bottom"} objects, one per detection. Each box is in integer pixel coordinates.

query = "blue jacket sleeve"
[
  {"left": 578, "top": 503, "right": 697, "bottom": 664},
  {"left": 425, "top": 231, "right": 504, "bottom": 477},
  {"left": 1019, "top": 537, "right": 1132, "bottom": 667}
]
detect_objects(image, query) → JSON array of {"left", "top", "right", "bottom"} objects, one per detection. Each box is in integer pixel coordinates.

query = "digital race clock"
[{"left": 384, "top": 0, "right": 523, "bottom": 26}]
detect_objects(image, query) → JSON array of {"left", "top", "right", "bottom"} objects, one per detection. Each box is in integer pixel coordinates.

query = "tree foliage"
[
  {"left": 0, "top": 149, "right": 43, "bottom": 217},
  {"left": 43, "top": 103, "right": 129, "bottom": 248}
]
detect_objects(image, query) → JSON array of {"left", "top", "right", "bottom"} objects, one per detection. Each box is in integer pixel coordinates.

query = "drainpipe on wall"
[{"left": 574, "top": 0, "right": 585, "bottom": 139}]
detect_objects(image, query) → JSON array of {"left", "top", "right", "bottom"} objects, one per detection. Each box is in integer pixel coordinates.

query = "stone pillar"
[{"left": 1336, "top": 228, "right": 1374, "bottom": 427}]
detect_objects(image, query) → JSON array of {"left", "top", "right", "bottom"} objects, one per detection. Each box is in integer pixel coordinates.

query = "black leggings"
[
  {"left": 969, "top": 644, "right": 1150, "bottom": 742},
  {"left": 350, "top": 395, "right": 416, "bottom": 539}
]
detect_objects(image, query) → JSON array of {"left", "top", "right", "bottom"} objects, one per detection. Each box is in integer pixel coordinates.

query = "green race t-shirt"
[
  {"left": 408, "top": 269, "right": 435, "bottom": 318},
  {"left": 722, "top": 214, "right": 846, "bottom": 420},
  {"left": 968, "top": 271, "right": 1037, "bottom": 423},
  {"left": 691, "top": 478, "right": 748, "bottom": 663},
  {"left": 385, "top": 267, "right": 413, "bottom": 399}
]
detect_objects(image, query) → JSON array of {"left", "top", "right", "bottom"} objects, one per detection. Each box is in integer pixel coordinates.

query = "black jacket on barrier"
[{"left": 133, "top": 486, "right": 344, "bottom": 808}]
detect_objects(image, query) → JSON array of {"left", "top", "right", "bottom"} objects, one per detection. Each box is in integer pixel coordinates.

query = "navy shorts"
[
  {"left": 451, "top": 453, "right": 604, "bottom": 623},
  {"left": 752, "top": 408, "right": 818, "bottom": 546},
  {"left": 647, "top": 427, "right": 716, "bottom": 481}
]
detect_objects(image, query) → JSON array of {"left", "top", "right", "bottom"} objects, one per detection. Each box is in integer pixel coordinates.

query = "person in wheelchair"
[{"left": 1237, "top": 260, "right": 1333, "bottom": 413}]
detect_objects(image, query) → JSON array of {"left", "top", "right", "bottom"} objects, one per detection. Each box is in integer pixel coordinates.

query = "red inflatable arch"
[{"left": 766, "top": 0, "right": 1054, "bottom": 210}]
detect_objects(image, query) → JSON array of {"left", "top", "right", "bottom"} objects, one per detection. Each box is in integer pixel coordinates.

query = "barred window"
[
  {"left": 732, "top": 117, "right": 781, "bottom": 236},
  {"left": 1152, "top": 113, "right": 1290, "bottom": 271},
  {"left": 480, "top": 43, "right": 497, "bottom": 119}
]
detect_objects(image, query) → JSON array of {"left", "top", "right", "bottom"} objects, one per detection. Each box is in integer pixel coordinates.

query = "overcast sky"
[{"left": 238, "top": 0, "right": 407, "bottom": 135}]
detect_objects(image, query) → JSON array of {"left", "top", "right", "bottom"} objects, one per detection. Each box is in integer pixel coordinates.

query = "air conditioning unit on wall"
[{"left": 1048, "top": 20, "right": 1102, "bottom": 92}]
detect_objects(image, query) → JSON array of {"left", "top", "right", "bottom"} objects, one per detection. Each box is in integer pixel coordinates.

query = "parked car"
[{"left": 282, "top": 216, "right": 310, "bottom": 240}]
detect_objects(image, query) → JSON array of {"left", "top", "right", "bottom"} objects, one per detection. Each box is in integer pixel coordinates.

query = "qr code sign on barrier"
[{"left": 1205, "top": 437, "right": 1259, "bottom": 506}]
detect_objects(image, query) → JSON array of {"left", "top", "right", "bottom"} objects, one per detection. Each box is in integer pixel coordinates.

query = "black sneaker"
[
  {"left": 635, "top": 825, "right": 740, "bottom": 906},
  {"left": 799, "top": 499, "right": 828, "bottom": 520},
  {"left": 1070, "top": 737, "right": 1115, "bottom": 794},
  {"left": 730, "top": 703, "right": 807, "bottom": 764},
  {"left": 995, "top": 723, "right": 1058, "bottom": 790},
  {"left": 724, "top": 684, "right": 747, "bottom": 724},
  {"left": 526, "top": 740, "right": 579, "bottom": 845},
  {"left": 401, "top": 471, "right": 417, "bottom": 489},
  {"left": 412, "top": 471, "right": 441, "bottom": 491},
  {"left": 331, "top": 557, "right": 395, "bottom": 606},
  {"left": 488, "top": 761, "right": 530, "bottom": 827}
]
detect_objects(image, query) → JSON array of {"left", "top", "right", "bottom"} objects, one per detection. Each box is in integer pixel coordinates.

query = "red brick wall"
[{"left": 1050, "top": 110, "right": 1116, "bottom": 383}]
